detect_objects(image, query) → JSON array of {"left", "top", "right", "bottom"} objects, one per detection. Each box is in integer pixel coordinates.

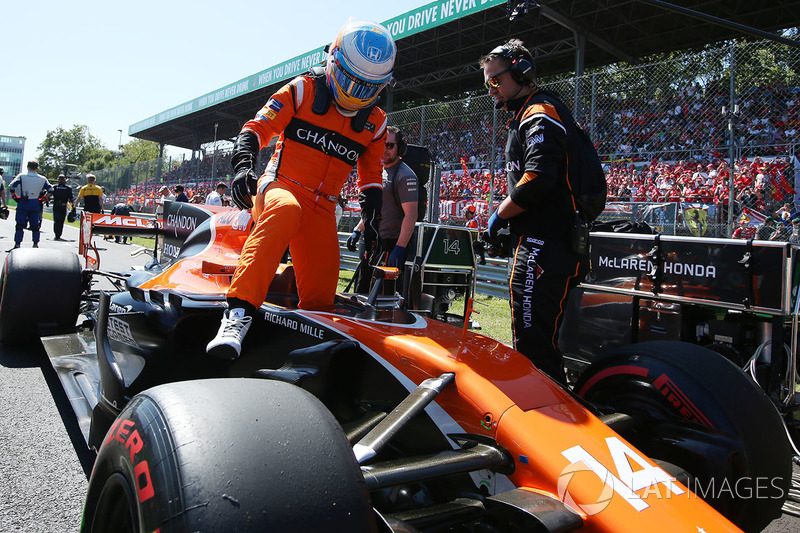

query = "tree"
[
  {"left": 120, "top": 138, "right": 160, "bottom": 165},
  {"left": 37, "top": 125, "right": 107, "bottom": 179}
]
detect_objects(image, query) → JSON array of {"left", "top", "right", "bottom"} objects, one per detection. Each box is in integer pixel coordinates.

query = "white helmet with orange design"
[{"left": 326, "top": 20, "right": 396, "bottom": 112}]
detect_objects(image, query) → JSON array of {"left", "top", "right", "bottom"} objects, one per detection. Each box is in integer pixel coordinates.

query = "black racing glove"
[
  {"left": 230, "top": 131, "right": 260, "bottom": 210},
  {"left": 346, "top": 229, "right": 361, "bottom": 252},
  {"left": 231, "top": 169, "right": 258, "bottom": 210},
  {"left": 359, "top": 187, "right": 382, "bottom": 260}
]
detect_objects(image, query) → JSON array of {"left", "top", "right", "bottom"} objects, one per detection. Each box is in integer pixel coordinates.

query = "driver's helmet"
[{"left": 326, "top": 21, "right": 396, "bottom": 112}]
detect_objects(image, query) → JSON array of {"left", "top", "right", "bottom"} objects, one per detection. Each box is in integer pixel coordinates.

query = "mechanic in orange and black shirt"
[
  {"left": 207, "top": 21, "right": 396, "bottom": 360},
  {"left": 481, "top": 39, "right": 588, "bottom": 385},
  {"left": 77, "top": 173, "right": 104, "bottom": 214}
]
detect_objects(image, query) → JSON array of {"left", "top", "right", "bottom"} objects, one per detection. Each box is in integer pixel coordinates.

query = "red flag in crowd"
[{"left": 460, "top": 157, "right": 469, "bottom": 175}]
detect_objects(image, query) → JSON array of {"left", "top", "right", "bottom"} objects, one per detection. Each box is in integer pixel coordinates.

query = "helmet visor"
[{"left": 331, "top": 54, "right": 386, "bottom": 101}]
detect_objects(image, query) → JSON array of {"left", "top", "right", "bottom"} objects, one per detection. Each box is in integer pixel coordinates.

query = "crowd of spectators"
[{"left": 94, "top": 79, "right": 800, "bottom": 236}]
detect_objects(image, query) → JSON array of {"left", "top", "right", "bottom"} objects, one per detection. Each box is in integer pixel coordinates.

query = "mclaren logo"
[{"left": 94, "top": 215, "right": 154, "bottom": 229}]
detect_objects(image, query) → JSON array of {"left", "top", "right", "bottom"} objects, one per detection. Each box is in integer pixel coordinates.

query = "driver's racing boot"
[{"left": 207, "top": 307, "right": 253, "bottom": 360}]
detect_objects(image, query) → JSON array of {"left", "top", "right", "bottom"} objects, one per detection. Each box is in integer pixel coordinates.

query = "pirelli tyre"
[
  {"left": 0, "top": 249, "right": 82, "bottom": 344},
  {"left": 574, "top": 340, "right": 791, "bottom": 533},
  {"left": 81, "top": 378, "right": 376, "bottom": 533}
]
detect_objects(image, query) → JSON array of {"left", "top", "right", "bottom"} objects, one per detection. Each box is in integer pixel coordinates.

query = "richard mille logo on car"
[
  {"left": 598, "top": 256, "right": 717, "bottom": 278},
  {"left": 264, "top": 312, "right": 324, "bottom": 339}
]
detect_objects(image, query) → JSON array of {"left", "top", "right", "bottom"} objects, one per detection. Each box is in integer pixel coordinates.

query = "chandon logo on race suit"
[{"left": 284, "top": 117, "right": 367, "bottom": 165}]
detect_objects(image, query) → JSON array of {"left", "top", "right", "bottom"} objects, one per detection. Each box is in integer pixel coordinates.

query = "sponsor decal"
[
  {"left": 104, "top": 418, "right": 155, "bottom": 503},
  {"left": 109, "top": 302, "right": 130, "bottom": 314},
  {"left": 267, "top": 98, "right": 283, "bottom": 112},
  {"left": 364, "top": 121, "right": 375, "bottom": 133},
  {"left": 107, "top": 317, "right": 139, "bottom": 348},
  {"left": 258, "top": 110, "right": 277, "bottom": 122},
  {"left": 597, "top": 255, "right": 717, "bottom": 279},
  {"left": 93, "top": 215, "right": 154, "bottom": 229},
  {"left": 166, "top": 213, "right": 198, "bottom": 236},
  {"left": 285, "top": 118, "right": 367, "bottom": 165},
  {"left": 522, "top": 243, "right": 543, "bottom": 329},
  {"left": 264, "top": 311, "right": 325, "bottom": 340},
  {"left": 526, "top": 133, "right": 544, "bottom": 147},
  {"left": 654, "top": 373, "right": 713, "bottom": 427},
  {"left": 505, "top": 160, "right": 521, "bottom": 172},
  {"left": 162, "top": 243, "right": 181, "bottom": 258}
]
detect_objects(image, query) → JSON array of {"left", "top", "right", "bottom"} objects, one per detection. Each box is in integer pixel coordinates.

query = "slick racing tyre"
[
  {"left": 82, "top": 378, "right": 376, "bottom": 533},
  {"left": 574, "top": 341, "right": 791, "bottom": 533},
  {"left": 0, "top": 249, "right": 82, "bottom": 344}
]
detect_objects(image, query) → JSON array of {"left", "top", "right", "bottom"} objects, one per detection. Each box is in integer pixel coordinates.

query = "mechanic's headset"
[
  {"left": 395, "top": 129, "right": 408, "bottom": 157},
  {"left": 491, "top": 44, "right": 535, "bottom": 85}
]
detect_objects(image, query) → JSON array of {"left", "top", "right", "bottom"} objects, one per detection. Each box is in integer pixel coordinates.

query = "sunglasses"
[
  {"left": 484, "top": 68, "right": 510, "bottom": 90},
  {"left": 385, "top": 142, "right": 397, "bottom": 149}
]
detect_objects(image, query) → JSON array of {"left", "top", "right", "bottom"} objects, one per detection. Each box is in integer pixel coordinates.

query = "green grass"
[{"left": 337, "top": 269, "right": 512, "bottom": 345}]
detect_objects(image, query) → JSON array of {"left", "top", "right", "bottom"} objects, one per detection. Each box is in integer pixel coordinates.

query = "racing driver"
[{"left": 207, "top": 20, "right": 396, "bottom": 360}]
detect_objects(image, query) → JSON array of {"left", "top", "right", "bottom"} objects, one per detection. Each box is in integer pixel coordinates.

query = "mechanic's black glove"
[
  {"left": 359, "top": 187, "right": 382, "bottom": 259},
  {"left": 346, "top": 229, "right": 361, "bottom": 252},
  {"left": 230, "top": 131, "right": 260, "bottom": 210}
]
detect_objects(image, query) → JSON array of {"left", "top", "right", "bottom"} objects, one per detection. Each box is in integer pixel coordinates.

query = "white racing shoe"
[{"left": 206, "top": 308, "right": 253, "bottom": 360}]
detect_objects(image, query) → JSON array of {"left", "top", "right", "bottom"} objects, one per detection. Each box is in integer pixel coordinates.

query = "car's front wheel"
[
  {"left": 575, "top": 340, "right": 792, "bottom": 533},
  {"left": 81, "top": 378, "right": 377, "bottom": 533}
]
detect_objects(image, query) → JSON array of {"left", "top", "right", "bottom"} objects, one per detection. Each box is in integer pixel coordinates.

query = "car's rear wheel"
[
  {"left": 0, "top": 249, "right": 83, "bottom": 344},
  {"left": 81, "top": 378, "right": 376, "bottom": 533},
  {"left": 574, "top": 340, "right": 791, "bottom": 533}
]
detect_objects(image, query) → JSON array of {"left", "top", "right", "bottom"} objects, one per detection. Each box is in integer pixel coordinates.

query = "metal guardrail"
[{"left": 337, "top": 234, "right": 509, "bottom": 299}]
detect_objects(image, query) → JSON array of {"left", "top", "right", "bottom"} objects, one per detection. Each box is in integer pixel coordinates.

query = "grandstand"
[{"left": 128, "top": 0, "right": 800, "bottom": 151}]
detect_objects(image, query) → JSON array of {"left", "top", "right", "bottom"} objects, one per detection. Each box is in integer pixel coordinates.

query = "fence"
[{"left": 91, "top": 37, "right": 800, "bottom": 235}]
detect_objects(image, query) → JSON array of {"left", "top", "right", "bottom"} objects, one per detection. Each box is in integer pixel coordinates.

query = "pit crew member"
[{"left": 481, "top": 39, "right": 588, "bottom": 385}]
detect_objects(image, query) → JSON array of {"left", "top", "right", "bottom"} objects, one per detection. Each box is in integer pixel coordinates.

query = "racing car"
[{"left": 0, "top": 200, "right": 792, "bottom": 532}]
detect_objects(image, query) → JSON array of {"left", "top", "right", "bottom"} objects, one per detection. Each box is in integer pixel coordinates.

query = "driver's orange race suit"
[{"left": 228, "top": 73, "right": 387, "bottom": 310}]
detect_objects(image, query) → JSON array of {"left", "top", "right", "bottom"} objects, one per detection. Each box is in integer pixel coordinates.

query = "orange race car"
[{"left": 0, "top": 200, "right": 791, "bottom": 533}]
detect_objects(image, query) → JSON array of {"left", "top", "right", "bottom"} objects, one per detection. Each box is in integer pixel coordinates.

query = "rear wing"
[{"left": 79, "top": 212, "right": 158, "bottom": 269}]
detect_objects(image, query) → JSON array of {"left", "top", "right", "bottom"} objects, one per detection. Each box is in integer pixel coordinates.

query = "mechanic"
[
  {"left": 52, "top": 173, "right": 74, "bottom": 241},
  {"left": 110, "top": 202, "right": 132, "bottom": 243},
  {"left": 207, "top": 20, "right": 395, "bottom": 360},
  {"left": 7, "top": 160, "right": 52, "bottom": 249},
  {"left": 174, "top": 184, "right": 189, "bottom": 202},
  {"left": 347, "top": 126, "right": 418, "bottom": 293},
  {"left": 480, "top": 39, "right": 588, "bottom": 386},
  {"left": 77, "top": 174, "right": 104, "bottom": 214},
  {"left": 205, "top": 181, "right": 228, "bottom": 206}
]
